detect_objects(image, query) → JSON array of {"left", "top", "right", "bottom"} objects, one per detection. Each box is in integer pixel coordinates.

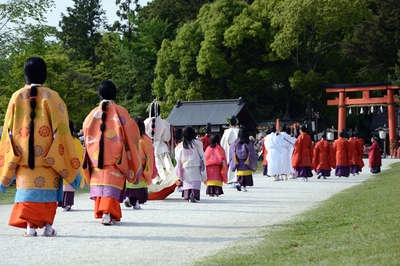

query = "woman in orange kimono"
[
  {"left": 123, "top": 116, "right": 154, "bottom": 209},
  {"left": 82, "top": 81, "right": 141, "bottom": 225},
  {"left": 292, "top": 125, "right": 313, "bottom": 180},
  {"left": 333, "top": 130, "right": 350, "bottom": 177},
  {"left": 0, "top": 57, "right": 81, "bottom": 237}
]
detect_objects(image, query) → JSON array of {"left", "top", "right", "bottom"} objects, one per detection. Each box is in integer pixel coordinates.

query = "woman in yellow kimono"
[
  {"left": 0, "top": 57, "right": 81, "bottom": 237},
  {"left": 82, "top": 80, "right": 141, "bottom": 225},
  {"left": 123, "top": 116, "right": 154, "bottom": 209}
]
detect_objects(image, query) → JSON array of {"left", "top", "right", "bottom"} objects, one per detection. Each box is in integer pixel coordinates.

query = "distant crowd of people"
[{"left": 258, "top": 126, "right": 382, "bottom": 182}]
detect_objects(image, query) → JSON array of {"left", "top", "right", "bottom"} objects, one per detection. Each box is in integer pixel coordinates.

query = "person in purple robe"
[{"left": 229, "top": 127, "right": 258, "bottom": 192}]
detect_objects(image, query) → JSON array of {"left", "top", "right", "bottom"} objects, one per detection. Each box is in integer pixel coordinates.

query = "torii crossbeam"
[{"left": 325, "top": 82, "right": 399, "bottom": 146}]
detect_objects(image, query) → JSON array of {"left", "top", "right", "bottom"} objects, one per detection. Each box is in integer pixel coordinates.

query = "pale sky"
[{"left": 45, "top": 0, "right": 151, "bottom": 28}]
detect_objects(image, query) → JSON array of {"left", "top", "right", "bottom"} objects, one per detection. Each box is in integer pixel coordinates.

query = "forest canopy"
[{"left": 0, "top": 0, "right": 399, "bottom": 133}]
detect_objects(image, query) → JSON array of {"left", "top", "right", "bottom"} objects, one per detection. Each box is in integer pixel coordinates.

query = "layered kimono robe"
[
  {"left": 204, "top": 144, "right": 227, "bottom": 196},
  {"left": 292, "top": 132, "right": 313, "bottom": 178},
  {"left": 175, "top": 140, "right": 206, "bottom": 201},
  {"left": 281, "top": 132, "right": 296, "bottom": 175},
  {"left": 368, "top": 141, "right": 381, "bottom": 174},
  {"left": 312, "top": 139, "right": 335, "bottom": 177},
  {"left": 356, "top": 137, "right": 365, "bottom": 171},
  {"left": 59, "top": 137, "right": 85, "bottom": 208},
  {"left": 144, "top": 116, "right": 176, "bottom": 195},
  {"left": 83, "top": 101, "right": 141, "bottom": 221},
  {"left": 265, "top": 132, "right": 285, "bottom": 177},
  {"left": 229, "top": 139, "right": 258, "bottom": 187},
  {"left": 125, "top": 134, "right": 154, "bottom": 204},
  {"left": 0, "top": 85, "right": 80, "bottom": 229},
  {"left": 333, "top": 137, "right": 350, "bottom": 177},
  {"left": 220, "top": 126, "right": 240, "bottom": 184},
  {"left": 199, "top": 134, "right": 210, "bottom": 151},
  {"left": 348, "top": 137, "right": 362, "bottom": 174},
  {"left": 261, "top": 136, "right": 268, "bottom": 176}
]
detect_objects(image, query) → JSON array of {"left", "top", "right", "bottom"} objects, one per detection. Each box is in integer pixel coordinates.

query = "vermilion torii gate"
[{"left": 325, "top": 82, "right": 399, "bottom": 146}]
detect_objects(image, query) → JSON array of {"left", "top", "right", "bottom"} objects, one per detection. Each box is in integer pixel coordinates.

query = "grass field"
[{"left": 195, "top": 162, "right": 400, "bottom": 265}]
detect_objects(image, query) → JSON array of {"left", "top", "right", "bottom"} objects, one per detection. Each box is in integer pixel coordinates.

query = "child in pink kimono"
[{"left": 204, "top": 134, "right": 227, "bottom": 197}]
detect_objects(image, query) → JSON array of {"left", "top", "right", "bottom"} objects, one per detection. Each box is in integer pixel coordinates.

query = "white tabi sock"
[{"left": 26, "top": 224, "right": 36, "bottom": 235}]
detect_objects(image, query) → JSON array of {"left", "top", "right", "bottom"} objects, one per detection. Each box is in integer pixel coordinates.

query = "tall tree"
[
  {"left": 112, "top": 0, "right": 141, "bottom": 40},
  {"left": 0, "top": 0, "right": 56, "bottom": 120},
  {"left": 140, "top": 0, "right": 212, "bottom": 40},
  {"left": 342, "top": 0, "right": 400, "bottom": 82},
  {"left": 0, "top": 0, "right": 55, "bottom": 57},
  {"left": 268, "top": 0, "right": 368, "bottom": 72},
  {"left": 153, "top": 0, "right": 258, "bottom": 117},
  {"left": 264, "top": 0, "right": 369, "bottom": 121},
  {"left": 58, "top": 0, "right": 105, "bottom": 65}
]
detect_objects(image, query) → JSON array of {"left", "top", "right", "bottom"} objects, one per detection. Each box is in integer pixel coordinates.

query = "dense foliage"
[{"left": 0, "top": 0, "right": 399, "bottom": 132}]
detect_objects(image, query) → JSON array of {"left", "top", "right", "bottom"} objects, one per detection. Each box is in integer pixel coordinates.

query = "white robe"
[
  {"left": 265, "top": 132, "right": 296, "bottom": 176},
  {"left": 144, "top": 116, "right": 176, "bottom": 192},
  {"left": 220, "top": 126, "right": 240, "bottom": 183},
  {"left": 280, "top": 132, "right": 296, "bottom": 174}
]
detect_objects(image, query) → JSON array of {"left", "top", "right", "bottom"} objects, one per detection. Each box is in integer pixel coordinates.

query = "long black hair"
[
  {"left": 238, "top": 127, "right": 250, "bottom": 144},
  {"left": 182, "top": 126, "right": 196, "bottom": 149},
  {"left": 24, "top": 57, "right": 47, "bottom": 169},
  {"left": 134, "top": 116, "right": 145, "bottom": 137},
  {"left": 97, "top": 80, "right": 116, "bottom": 169},
  {"left": 149, "top": 101, "right": 160, "bottom": 141},
  {"left": 210, "top": 134, "right": 220, "bottom": 148}
]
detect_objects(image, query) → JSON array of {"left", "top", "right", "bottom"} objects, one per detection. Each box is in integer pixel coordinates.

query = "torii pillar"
[
  {"left": 338, "top": 90, "right": 346, "bottom": 133},
  {"left": 326, "top": 83, "right": 399, "bottom": 147}
]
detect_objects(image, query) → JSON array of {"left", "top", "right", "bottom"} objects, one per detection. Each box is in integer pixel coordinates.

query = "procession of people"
[{"left": 0, "top": 57, "right": 387, "bottom": 236}]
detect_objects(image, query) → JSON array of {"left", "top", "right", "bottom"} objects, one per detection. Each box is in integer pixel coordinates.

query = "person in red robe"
[
  {"left": 292, "top": 125, "right": 313, "bottom": 180},
  {"left": 312, "top": 132, "right": 335, "bottom": 179},
  {"left": 199, "top": 123, "right": 211, "bottom": 151},
  {"left": 355, "top": 132, "right": 365, "bottom": 172},
  {"left": 204, "top": 134, "right": 227, "bottom": 197},
  {"left": 333, "top": 130, "right": 350, "bottom": 177},
  {"left": 348, "top": 132, "right": 362, "bottom": 176},
  {"left": 368, "top": 135, "right": 382, "bottom": 174},
  {"left": 261, "top": 129, "right": 271, "bottom": 176}
]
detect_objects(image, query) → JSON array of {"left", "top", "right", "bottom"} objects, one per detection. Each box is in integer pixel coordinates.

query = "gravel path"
[{"left": 0, "top": 159, "right": 395, "bottom": 266}]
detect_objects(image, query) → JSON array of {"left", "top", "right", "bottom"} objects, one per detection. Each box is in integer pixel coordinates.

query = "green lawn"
[{"left": 195, "top": 162, "right": 400, "bottom": 265}]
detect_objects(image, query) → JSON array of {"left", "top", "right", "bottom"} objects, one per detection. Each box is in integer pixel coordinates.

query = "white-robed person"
[
  {"left": 264, "top": 127, "right": 284, "bottom": 181},
  {"left": 144, "top": 101, "right": 177, "bottom": 199},
  {"left": 220, "top": 115, "right": 240, "bottom": 186},
  {"left": 280, "top": 126, "right": 296, "bottom": 179}
]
